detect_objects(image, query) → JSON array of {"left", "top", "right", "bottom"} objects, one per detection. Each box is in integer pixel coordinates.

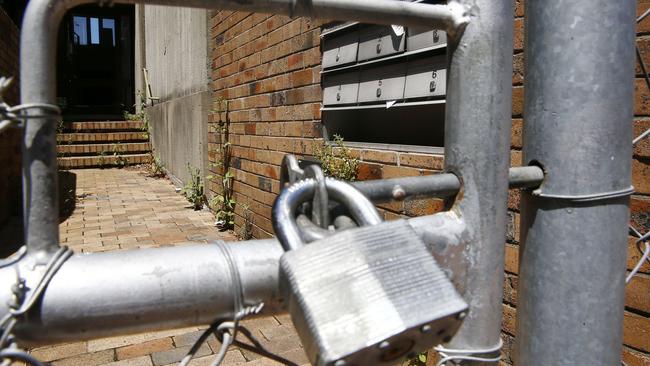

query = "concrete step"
[
  {"left": 56, "top": 120, "right": 152, "bottom": 169},
  {"left": 57, "top": 131, "right": 149, "bottom": 144},
  {"left": 65, "top": 120, "right": 145, "bottom": 132},
  {"left": 58, "top": 153, "right": 152, "bottom": 169},
  {"left": 57, "top": 142, "right": 152, "bottom": 156}
]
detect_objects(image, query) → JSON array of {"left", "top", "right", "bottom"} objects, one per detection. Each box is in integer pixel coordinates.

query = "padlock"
[{"left": 273, "top": 178, "right": 468, "bottom": 366}]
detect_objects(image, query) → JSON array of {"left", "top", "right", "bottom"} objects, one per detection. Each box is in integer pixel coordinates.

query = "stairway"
[{"left": 57, "top": 121, "right": 152, "bottom": 169}]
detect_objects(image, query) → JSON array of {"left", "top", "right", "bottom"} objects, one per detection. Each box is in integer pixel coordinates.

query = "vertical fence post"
[
  {"left": 444, "top": 0, "right": 514, "bottom": 360},
  {"left": 515, "top": 0, "right": 635, "bottom": 364},
  {"left": 19, "top": 0, "right": 82, "bottom": 259}
]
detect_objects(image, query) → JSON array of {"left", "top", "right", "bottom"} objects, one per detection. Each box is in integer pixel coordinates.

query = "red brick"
[
  {"left": 636, "top": 78, "right": 650, "bottom": 116},
  {"left": 634, "top": 119, "right": 650, "bottom": 158},
  {"left": 399, "top": 153, "right": 444, "bottom": 170},
  {"left": 508, "top": 189, "right": 521, "bottom": 211},
  {"left": 361, "top": 149, "right": 398, "bottom": 164},
  {"left": 501, "top": 303, "right": 517, "bottom": 336},
  {"left": 287, "top": 53, "right": 304, "bottom": 69},
  {"left": 512, "top": 52, "right": 524, "bottom": 85},
  {"left": 511, "top": 150, "right": 523, "bottom": 167},
  {"left": 624, "top": 311, "right": 650, "bottom": 352},
  {"left": 514, "top": 0, "right": 525, "bottom": 17},
  {"left": 628, "top": 236, "right": 650, "bottom": 274},
  {"left": 512, "top": 86, "right": 524, "bottom": 117},
  {"left": 626, "top": 273, "right": 650, "bottom": 314},
  {"left": 623, "top": 345, "right": 650, "bottom": 366},
  {"left": 356, "top": 162, "right": 382, "bottom": 181},
  {"left": 639, "top": 3, "right": 650, "bottom": 34},
  {"left": 632, "top": 158, "right": 650, "bottom": 194},
  {"left": 382, "top": 165, "right": 421, "bottom": 178},
  {"left": 513, "top": 18, "right": 524, "bottom": 51},
  {"left": 511, "top": 118, "right": 523, "bottom": 149},
  {"left": 292, "top": 68, "right": 315, "bottom": 87},
  {"left": 403, "top": 198, "right": 444, "bottom": 216},
  {"left": 504, "top": 243, "right": 519, "bottom": 274}
]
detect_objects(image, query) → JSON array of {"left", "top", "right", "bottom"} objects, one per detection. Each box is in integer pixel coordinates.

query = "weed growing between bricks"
[
  {"left": 208, "top": 97, "right": 239, "bottom": 231},
  {"left": 313, "top": 134, "right": 358, "bottom": 181},
  {"left": 238, "top": 203, "right": 254, "bottom": 240},
  {"left": 147, "top": 154, "right": 166, "bottom": 178},
  {"left": 123, "top": 90, "right": 151, "bottom": 140},
  {"left": 182, "top": 163, "right": 205, "bottom": 210}
]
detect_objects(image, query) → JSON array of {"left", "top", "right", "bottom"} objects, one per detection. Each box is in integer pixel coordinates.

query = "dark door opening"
[{"left": 57, "top": 4, "right": 135, "bottom": 121}]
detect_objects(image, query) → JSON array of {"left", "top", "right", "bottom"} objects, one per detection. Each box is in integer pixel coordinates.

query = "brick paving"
[{"left": 22, "top": 168, "right": 307, "bottom": 366}]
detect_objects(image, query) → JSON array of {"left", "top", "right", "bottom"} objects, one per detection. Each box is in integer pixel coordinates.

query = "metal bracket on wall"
[{"left": 142, "top": 67, "right": 160, "bottom": 106}]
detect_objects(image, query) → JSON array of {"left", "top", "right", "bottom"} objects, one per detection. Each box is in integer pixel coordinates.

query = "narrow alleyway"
[{"left": 28, "top": 168, "right": 307, "bottom": 366}]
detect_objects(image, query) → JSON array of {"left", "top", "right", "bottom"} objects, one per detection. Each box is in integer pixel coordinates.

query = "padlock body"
[{"left": 280, "top": 219, "right": 468, "bottom": 366}]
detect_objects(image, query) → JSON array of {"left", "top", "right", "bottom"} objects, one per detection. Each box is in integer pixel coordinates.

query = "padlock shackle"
[
  {"left": 272, "top": 178, "right": 382, "bottom": 251},
  {"left": 280, "top": 155, "right": 305, "bottom": 188}
]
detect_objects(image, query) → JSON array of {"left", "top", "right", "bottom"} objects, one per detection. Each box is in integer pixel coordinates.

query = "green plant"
[
  {"left": 98, "top": 150, "right": 108, "bottom": 168},
  {"left": 112, "top": 143, "right": 128, "bottom": 168},
  {"left": 403, "top": 352, "right": 427, "bottom": 366},
  {"left": 207, "top": 97, "right": 238, "bottom": 230},
  {"left": 148, "top": 154, "right": 165, "bottom": 177},
  {"left": 56, "top": 120, "right": 66, "bottom": 134},
  {"left": 123, "top": 90, "right": 150, "bottom": 139},
  {"left": 55, "top": 120, "right": 68, "bottom": 147},
  {"left": 313, "top": 134, "right": 359, "bottom": 181},
  {"left": 209, "top": 170, "right": 236, "bottom": 229},
  {"left": 238, "top": 203, "right": 254, "bottom": 240},
  {"left": 182, "top": 163, "right": 204, "bottom": 210}
]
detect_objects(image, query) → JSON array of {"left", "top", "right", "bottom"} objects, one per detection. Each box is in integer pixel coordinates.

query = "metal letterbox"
[
  {"left": 358, "top": 63, "right": 406, "bottom": 103},
  {"left": 323, "top": 72, "right": 359, "bottom": 105},
  {"left": 405, "top": 56, "right": 447, "bottom": 99},
  {"left": 407, "top": 28, "right": 447, "bottom": 51},
  {"left": 322, "top": 30, "right": 359, "bottom": 69},
  {"left": 358, "top": 25, "right": 405, "bottom": 61}
]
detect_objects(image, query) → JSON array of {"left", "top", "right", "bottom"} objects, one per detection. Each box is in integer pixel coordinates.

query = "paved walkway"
[{"left": 27, "top": 168, "right": 307, "bottom": 366}]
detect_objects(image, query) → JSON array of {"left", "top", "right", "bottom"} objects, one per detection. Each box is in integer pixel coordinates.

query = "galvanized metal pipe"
[
  {"left": 19, "top": 0, "right": 81, "bottom": 260},
  {"left": 354, "top": 173, "right": 461, "bottom": 202},
  {"left": 443, "top": 0, "right": 514, "bottom": 360},
  {"left": 128, "top": 0, "right": 470, "bottom": 35},
  {"left": 515, "top": 0, "right": 635, "bottom": 365},
  {"left": 0, "top": 240, "right": 285, "bottom": 346},
  {"left": 507, "top": 166, "right": 544, "bottom": 190},
  {"left": 352, "top": 166, "right": 544, "bottom": 202},
  {"left": 0, "top": 213, "right": 464, "bottom": 347}
]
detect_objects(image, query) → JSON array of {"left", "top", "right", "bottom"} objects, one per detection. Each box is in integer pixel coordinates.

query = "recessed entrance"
[{"left": 57, "top": 4, "right": 135, "bottom": 120}]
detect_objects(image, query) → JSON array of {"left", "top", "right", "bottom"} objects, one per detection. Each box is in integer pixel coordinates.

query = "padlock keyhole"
[{"left": 379, "top": 339, "right": 414, "bottom": 362}]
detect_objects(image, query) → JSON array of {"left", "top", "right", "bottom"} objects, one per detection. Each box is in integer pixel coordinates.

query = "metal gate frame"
[{"left": 0, "top": 0, "right": 635, "bottom": 365}]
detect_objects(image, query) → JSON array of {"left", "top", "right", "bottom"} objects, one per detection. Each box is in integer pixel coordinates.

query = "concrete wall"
[
  {"left": 137, "top": 5, "right": 209, "bottom": 184},
  {"left": 148, "top": 91, "right": 209, "bottom": 185}
]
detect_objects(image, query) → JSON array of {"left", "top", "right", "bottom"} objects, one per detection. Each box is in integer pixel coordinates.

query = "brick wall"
[
  {"left": 207, "top": 12, "right": 323, "bottom": 237},
  {"left": 207, "top": 12, "right": 450, "bottom": 238},
  {"left": 0, "top": 7, "right": 22, "bottom": 226},
  {"left": 208, "top": 2, "right": 649, "bottom": 363}
]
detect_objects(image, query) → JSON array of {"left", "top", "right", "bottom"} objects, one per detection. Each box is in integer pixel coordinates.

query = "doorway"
[{"left": 57, "top": 4, "right": 135, "bottom": 121}]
